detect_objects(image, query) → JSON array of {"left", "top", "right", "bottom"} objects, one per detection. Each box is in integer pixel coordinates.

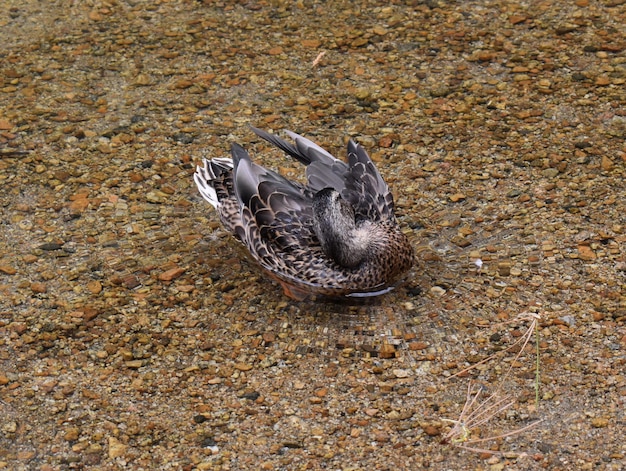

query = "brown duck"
[{"left": 193, "top": 127, "right": 414, "bottom": 300}]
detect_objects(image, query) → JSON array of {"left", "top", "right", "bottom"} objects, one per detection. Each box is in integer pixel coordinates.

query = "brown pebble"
[
  {"left": 54, "top": 170, "right": 70, "bottom": 182},
  {"left": 591, "top": 417, "right": 609, "bottom": 428},
  {"left": 423, "top": 425, "right": 441, "bottom": 436},
  {"left": 87, "top": 280, "right": 102, "bottom": 294},
  {"left": 324, "top": 365, "right": 339, "bottom": 377},
  {"left": 379, "top": 135, "right": 394, "bottom": 148},
  {"left": 373, "top": 431, "right": 389, "bottom": 442},
  {"left": 591, "top": 311, "right": 605, "bottom": 321},
  {"left": 600, "top": 156, "right": 614, "bottom": 171},
  {"left": 64, "top": 427, "right": 80, "bottom": 441},
  {"left": 31, "top": 282, "right": 47, "bottom": 293},
  {"left": 301, "top": 39, "right": 321, "bottom": 48},
  {"left": 122, "top": 274, "right": 141, "bottom": 289},
  {"left": 509, "top": 15, "right": 527, "bottom": 24},
  {"left": 595, "top": 76, "right": 611, "bottom": 86},
  {"left": 173, "top": 79, "right": 194, "bottom": 89},
  {"left": 107, "top": 437, "right": 128, "bottom": 458},
  {"left": 577, "top": 245, "right": 596, "bottom": 261},
  {"left": 158, "top": 267, "right": 185, "bottom": 281},
  {"left": 0, "top": 265, "right": 17, "bottom": 275},
  {"left": 379, "top": 344, "right": 397, "bottom": 359},
  {"left": 88, "top": 10, "right": 103, "bottom": 21},
  {"left": 17, "top": 451, "right": 36, "bottom": 460},
  {"left": 69, "top": 197, "right": 90, "bottom": 212},
  {"left": 129, "top": 172, "right": 144, "bottom": 183}
]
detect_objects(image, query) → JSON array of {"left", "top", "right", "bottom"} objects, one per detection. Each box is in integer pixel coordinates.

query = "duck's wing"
[
  {"left": 231, "top": 143, "right": 318, "bottom": 263},
  {"left": 342, "top": 140, "right": 395, "bottom": 222},
  {"left": 250, "top": 127, "right": 396, "bottom": 222},
  {"left": 250, "top": 126, "right": 349, "bottom": 193}
]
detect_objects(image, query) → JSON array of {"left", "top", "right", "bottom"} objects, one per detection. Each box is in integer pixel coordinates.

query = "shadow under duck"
[{"left": 194, "top": 127, "right": 414, "bottom": 300}]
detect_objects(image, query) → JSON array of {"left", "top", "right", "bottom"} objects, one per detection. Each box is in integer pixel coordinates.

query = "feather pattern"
[{"left": 194, "top": 128, "right": 414, "bottom": 300}]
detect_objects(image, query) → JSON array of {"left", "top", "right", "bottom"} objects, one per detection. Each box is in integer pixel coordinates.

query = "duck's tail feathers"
[{"left": 194, "top": 157, "right": 234, "bottom": 209}]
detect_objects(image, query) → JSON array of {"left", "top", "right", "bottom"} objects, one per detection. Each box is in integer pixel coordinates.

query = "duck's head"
[{"left": 312, "top": 188, "right": 370, "bottom": 268}]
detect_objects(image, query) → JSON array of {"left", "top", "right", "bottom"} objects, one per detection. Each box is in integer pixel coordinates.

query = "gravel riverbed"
[{"left": 0, "top": 1, "right": 625, "bottom": 470}]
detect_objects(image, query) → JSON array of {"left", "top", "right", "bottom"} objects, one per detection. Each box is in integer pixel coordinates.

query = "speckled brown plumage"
[{"left": 194, "top": 127, "right": 414, "bottom": 300}]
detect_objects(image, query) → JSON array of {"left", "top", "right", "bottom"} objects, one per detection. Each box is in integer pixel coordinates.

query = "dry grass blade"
[
  {"left": 441, "top": 382, "right": 543, "bottom": 456},
  {"left": 447, "top": 312, "right": 540, "bottom": 395},
  {"left": 441, "top": 312, "right": 544, "bottom": 456}
]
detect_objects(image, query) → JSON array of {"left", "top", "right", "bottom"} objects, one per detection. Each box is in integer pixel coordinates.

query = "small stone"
[
  {"left": 541, "top": 168, "right": 560, "bottom": 178},
  {"left": 121, "top": 274, "right": 141, "bottom": 289},
  {"left": 146, "top": 190, "right": 168, "bottom": 203},
  {"left": 89, "top": 9, "right": 103, "bottom": 21},
  {"left": 3, "top": 421, "right": 17, "bottom": 433},
  {"left": 449, "top": 193, "right": 466, "bottom": 202},
  {"left": 351, "top": 37, "right": 369, "bottom": 47},
  {"left": 234, "top": 362, "right": 253, "bottom": 371},
  {"left": 173, "top": 79, "right": 194, "bottom": 89},
  {"left": 301, "top": 39, "right": 321, "bottom": 48},
  {"left": 393, "top": 368, "right": 410, "bottom": 378},
  {"left": 408, "top": 341, "right": 428, "bottom": 350},
  {"left": 86, "top": 280, "right": 102, "bottom": 294},
  {"left": 69, "top": 197, "right": 90, "bottom": 212},
  {"left": 595, "top": 76, "right": 610, "bottom": 86},
  {"left": 268, "top": 46, "right": 283, "bottom": 55},
  {"left": 591, "top": 417, "right": 609, "bottom": 428},
  {"left": 31, "top": 282, "right": 47, "bottom": 293},
  {"left": 379, "top": 344, "right": 397, "bottom": 359},
  {"left": 591, "top": 311, "right": 605, "bottom": 321},
  {"left": 373, "top": 431, "right": 389, "bottom": 442},
  {"left": 158, "top": 267, "right": 185, "bottom": 281},
  {"left": 0, "top": 265, "right": 17, "bottom": 275},
  {"left": 17, "top": 451, "right": 36, "bottom": 460},
  {"left": 134, "top": 74, "right": 152, "bottom": 86},
  {"left": 107, "top": 437, "right": 128, "bottom": 458},
  {"left": 372, "top": 25, "right": 388, "bottom": 35},
  {"left": 577, "top": 245, "right": 596, "bottom": 261},
  {"left": 430, "top": 286, "right": 446, "bottom": 296},
  {"left": 129, "top": 172, "right": 144, "bottom": 183},
  {"left": 64, "top": 427, "right": 80, "bottom": 441},
  {"left": 600, "top": 156, "right": 614, "bottom": 171},
  {"left": 509, "top": 15, "right": 527, "bottom": 24},
  {"left": 423, "top": 425, "right": 441, "bottom": 436}
]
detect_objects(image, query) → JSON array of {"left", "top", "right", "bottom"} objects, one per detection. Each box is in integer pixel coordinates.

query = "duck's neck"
[
  {"left": 320, "top": 220, "right": 373, "bottom": 268},
  {"left": 312, "top": 188, "right": 372, "bottom": 268}
]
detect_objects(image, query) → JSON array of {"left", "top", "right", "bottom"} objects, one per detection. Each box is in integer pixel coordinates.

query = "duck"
[{"left": 193, "top": 127, "right": 414, "bottom": 300}]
